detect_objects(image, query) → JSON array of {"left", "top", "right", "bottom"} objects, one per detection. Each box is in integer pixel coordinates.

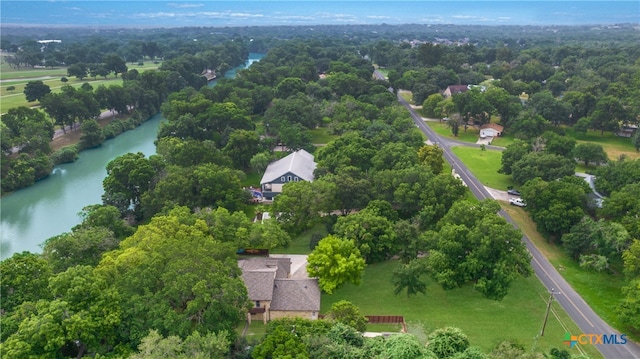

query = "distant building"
[
  {"left": 443, "top": 85, "right": 469, "bottom": 98},
  {"left": 479, "top": 123, "right": 504, "bottom": 138},
  {"left": 260, "top": 149, "right": 316, "bottom": 200}
]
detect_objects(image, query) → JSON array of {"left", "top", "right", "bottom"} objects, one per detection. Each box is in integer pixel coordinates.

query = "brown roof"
[
  {"left": 270, "top": 278, "right": 321, "bottom": 312},
  {"left": 480, "top": 123, "right": 504, "bottom": 132},
  {"left": 445, "top": 85, "right": 469, "bottom": 94}
]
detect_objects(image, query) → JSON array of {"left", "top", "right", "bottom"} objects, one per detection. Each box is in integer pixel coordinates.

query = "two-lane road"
[{"left": 393, "top": 87, "right": 640, "bottom": 359}]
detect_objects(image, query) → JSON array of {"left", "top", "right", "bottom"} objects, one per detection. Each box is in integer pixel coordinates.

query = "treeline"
[{"left": 0, "top": 37, "right": 248, "bottom": 194}]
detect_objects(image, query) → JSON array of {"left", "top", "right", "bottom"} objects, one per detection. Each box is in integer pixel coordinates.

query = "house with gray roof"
[
  {"left": 260, "top": 149, "right": 317, "bottom": 200},
  {"left": 239, "top": 256, "right": 320, "bottom": 324}
]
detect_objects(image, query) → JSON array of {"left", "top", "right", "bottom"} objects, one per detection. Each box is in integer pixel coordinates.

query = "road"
[{"left": 383, "top": 72, "right": 640, "bottom": 359}]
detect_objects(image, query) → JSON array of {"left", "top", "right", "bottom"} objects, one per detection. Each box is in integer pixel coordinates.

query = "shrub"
[{"left": 50, "top": 145, "right": 79, "bottom": 165}]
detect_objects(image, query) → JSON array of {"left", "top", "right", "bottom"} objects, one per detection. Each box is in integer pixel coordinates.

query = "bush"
[
  {"left": 50, "top": 145, "right": 79, "bottom": 165},
  {"left": 6, "top": 85, "right": 15, "bottom": 91}
]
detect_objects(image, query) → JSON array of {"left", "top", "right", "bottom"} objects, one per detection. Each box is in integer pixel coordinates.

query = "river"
[{"left": 0, "top": 53, "right": 263, "bottom": 260}]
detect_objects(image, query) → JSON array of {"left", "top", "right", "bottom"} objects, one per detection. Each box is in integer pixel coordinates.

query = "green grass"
[
  {"left": 308, "top": 127, "right": 339, "bottom": 145},
  {"left": 564, "top": 127, "right": 639, "bottom": 160},
  {"left": 271, "top": 223, "right": 327, "bottom": 255},
  {"left": 242, "top": 171, "right": 262, "bottom": 188},
  {"left": 0, "top": 60, "right": 161, "bottom": 113},
  {"left": 501, "top": 204, "right": 639, "bottom": 343},
  {"left": 450, "top": 146, "right": 516, "bottom": 190},
  {"left": 320, "top": 260, "right": 601, "bottom": 358},
  {"left": 426, "top": 121, "right": 480, "bottom": 143},
  {"left": 488, "top": 134, "right": 515, "bottom": 148}
]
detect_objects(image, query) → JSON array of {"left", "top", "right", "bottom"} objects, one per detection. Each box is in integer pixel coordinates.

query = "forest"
[{"left": 1, "top": 23, "right": 640, "bottom": 358}]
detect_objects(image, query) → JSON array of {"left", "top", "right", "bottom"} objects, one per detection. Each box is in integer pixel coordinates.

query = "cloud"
[{"left": 167, "top": 3, "right": 205, "bottom": 9}]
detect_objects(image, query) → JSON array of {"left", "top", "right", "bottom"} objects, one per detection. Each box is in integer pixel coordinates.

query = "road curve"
[{"left": 389, "top": 80, "right": 640, "bottom": 359}]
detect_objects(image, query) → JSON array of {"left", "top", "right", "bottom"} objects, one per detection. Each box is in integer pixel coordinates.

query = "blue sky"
[{"left": 1, "top": 1, "right": 638, "bottom": 27}]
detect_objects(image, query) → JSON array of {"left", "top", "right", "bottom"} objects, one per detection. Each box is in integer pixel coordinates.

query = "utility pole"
[{"left": 540, "top": 288, "right": 560, "bottom": 336}]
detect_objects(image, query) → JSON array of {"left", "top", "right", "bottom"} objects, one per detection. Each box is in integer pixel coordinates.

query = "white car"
[{"left": 509, "top": 198, "right": 526, "bottom": 207}]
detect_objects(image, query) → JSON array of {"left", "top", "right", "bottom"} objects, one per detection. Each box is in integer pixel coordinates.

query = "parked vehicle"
[
  {"left": 507, "top": 189, "right": 521, "bottom": 196},
  {"left": 509, "top": 198, "right": 526, "bottom": 207}
]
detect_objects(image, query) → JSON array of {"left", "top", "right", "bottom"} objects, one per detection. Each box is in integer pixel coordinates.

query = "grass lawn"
[
  {"left": 271, "top": 223, "right": 327, "bottom": 255},
  {"left": 308, "top": 127, "right": 339, "bottom": 145},
  {"left": 564, "top": 127, "right": 640, "bottom": 160},
  {"left": 0, "top": 61, "right": 161, "bottom": 113},
  {"left": 500, "top": 204, "right": 637, "bottom": 342},
  {"left": 426, "top": 121, "right": 480, "bottom": 143},
  {"left": 488, "top": 134, "right": 515, "bottom": 148},
  {"left": 450, "top": 146, "right": 516, "bottom": 190},
  {"left": 320, "top": 259, "right": 601, "bottom": 358}
]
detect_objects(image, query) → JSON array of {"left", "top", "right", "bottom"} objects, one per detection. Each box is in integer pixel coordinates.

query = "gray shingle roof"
[
  {"left": 270, "top": 278, "right": 321, "bottom": 312},
  {"left": 260, "top": 149, "right": 316, "bottom": 184},
  {"left": 242, "top": 271, "right": 276, "bottom": 301}
]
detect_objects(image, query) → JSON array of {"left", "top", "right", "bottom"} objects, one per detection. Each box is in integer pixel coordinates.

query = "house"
[
  {"left": 479, "top": 123, "right": 504, "bottom": 138},
  {"left": 239, "top": 256, "right": 320, "bottom": 324},
  {"left": 260, "top": 149, "right": 317, "bottom": 200},
  {"left": 443, "top": 85, "right": 469, "bottom": 98}
]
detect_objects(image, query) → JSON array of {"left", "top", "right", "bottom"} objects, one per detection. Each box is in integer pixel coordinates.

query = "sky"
[{"left": 1, "top": 1, "right": 639, "bottom": 28}]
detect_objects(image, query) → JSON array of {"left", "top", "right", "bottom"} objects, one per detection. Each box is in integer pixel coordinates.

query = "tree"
[
  {"left": 382, "top": 334, "right": 437, "bottom": 359},
  {"left": 484, "top": 86, "right": 522, "bottom": 127},
  {"left": 97, "top": 207, "right": 250, "bottom": 345},
  {"left": 103, "top": 53, "right": 128, "bottom": 77},
  {"left": 541, "top": 131, "right": 576, "bottom": 158},
  {"left": 223, "top": 129, "right": 261, "bottom": 169},
  {"left": 102, "top": 152, "right": 159, "bottom": 218},
  {"left": 426, "top": 327, "right": 470, "bottom": 359},
  {"left": 633, "top": 129, "right": 640, "bottom": 152},
  {"left": 526, "top": 91, "right": 571, "bottom": 127},
  {"left": 271, "top": 180, "right": 321, "bottom": 235},
  {"left": 618, "top": 279, "right": 640, "bottom": 331},
  {"left": 67, "top": 62, "right": 88, "bottom": 80},
  {"left": 1, "top": 107, "right": 54, "bottom": 155},
  {"left": 509, "top": 110, "right": 549, "bottom": 140},
  {"left": 590, "top": 95, "right": 631, "bottom": 135},
  {"left": 42, "top": 227, "right": 118, "bottom": 273},
  {"left": 73, "top": 204, "right": 135, "bottom": 239},
  {"left": 306, "top": 235, "right": 366, "bottom": 294},
  {"left": 131, "top": 329, "right": 231, "bottom": 359},
  {"left": 80, "top": 118, "right": 105, "bottom": 149},
  {"left": 326, "top": 300, "right": 368, "bottom": 332},
  {"left": 0, "top": 252, "right": 52, "bottom": 315},
  {"left": 425, "top": 200, "right": 532, "bottom": 300},
  {"left": 418, "top": 144, "right": 445, "bottom": 174},
  {"left": 521, "top": 177, "right": 588, "bottom": 238},
  {"left": 23, "top": 80, "right": 50, "bottom": 102},
  {"left": 333, "top": 208, "right": 397, "bottom": 263},
  {"left": 511, "top": 152, "right": 575, "bottom": 185},
  {"left": 392, "top": 259, "right": 429, "bottom": 297},
  {"left": 1, "top": 265, "right": 121, "bottom": 358},
  {"left": 572, "top": 142, "right": 608, "bottom": 167},
  {"left": 498, "top": 139, "right": 533, "bottom": 175}
]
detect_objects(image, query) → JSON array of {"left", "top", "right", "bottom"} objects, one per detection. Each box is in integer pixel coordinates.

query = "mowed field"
[{"left": 0, "top": 54, "right": 161, "bottom": 113}]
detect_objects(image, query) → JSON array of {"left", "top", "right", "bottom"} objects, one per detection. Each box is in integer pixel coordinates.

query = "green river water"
[{"left": 0, "top": 54, "right": 263, "bottom": 259}]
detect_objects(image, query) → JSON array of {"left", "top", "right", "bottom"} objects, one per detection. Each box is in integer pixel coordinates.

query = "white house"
[{"left": 479, "top": 123, "right": 504, "bottom": 138}]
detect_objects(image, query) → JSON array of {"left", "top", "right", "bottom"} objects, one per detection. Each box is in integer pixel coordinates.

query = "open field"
[
  {"left": 320, "top": 259, "right": 601, "bottom": 357},
  {"left": 426, "top": 120, "right": 480, "bottom": 143},
  {"left": 450, "top": 146, "right": 517, "bottom": 190},
  {"left": 0, "top": 57, "right": 161, "bottom": 113}
]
